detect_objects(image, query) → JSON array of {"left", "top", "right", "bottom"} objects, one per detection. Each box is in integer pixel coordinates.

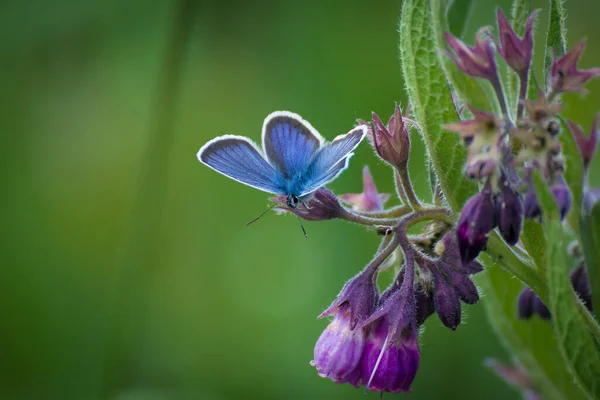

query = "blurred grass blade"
[{"left": 534, "top": 173, "right": 600, "bottom": 399}]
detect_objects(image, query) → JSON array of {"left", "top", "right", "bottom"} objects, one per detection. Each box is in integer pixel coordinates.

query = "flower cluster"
[
  {"left": 445, "top": 9, "right": 599, "bottom": 327},
  {"left": 445, "top": 10, "right": 599, "bottom": 263}
]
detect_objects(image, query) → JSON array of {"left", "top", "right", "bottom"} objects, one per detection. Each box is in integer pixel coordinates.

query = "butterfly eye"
[{"left": 288, "top": 194, "right": 300, "bottom": 208}]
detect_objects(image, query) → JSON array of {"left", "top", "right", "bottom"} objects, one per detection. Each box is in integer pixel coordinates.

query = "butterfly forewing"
[
  {"left": 198, "top": 136, "right": 285, "bottom": 194},
  {"left": 262, "top": 112, "right": 323, "bottom": 179},
  {"left": 299, "top": 126, "right": 367, "bottom": 195}
]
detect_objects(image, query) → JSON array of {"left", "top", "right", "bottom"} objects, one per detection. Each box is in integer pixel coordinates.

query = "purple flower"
[
  {"left": 445, "top": 28, "right": 499, "bottom": 82},
  {"left": 496, "top": 9, "right": 538, "bottom": 75},
  {"left": 370, "top": 105, "right": 411, "bottom": 170},
  {"left": 517, "top": 287, "right": 535, "bottom": 319},
  {"left": 549, "top": 40, "right": 600, "bottom": 93},
  {"left": 571, "top": 263, "right": 594, "bottom": 313},
  {"left": 456, "top": 187, "right": 497, "bottom": 264},
  {"left": 360, "top": 320, "right": 420, "bottom": 393},
  {"left": 311, "top": 305, "right": 366, "bottom": 385},
  {"left": 415, "top": 285, "right": 435, "bottom": 326},
  {"left": 496, "top": 177, "right": 523, "bottom": 245},
  {"left": 439, "top": 264, "right": 480, "bottom": 305},
  {"left": 319, "top": 266, "right": 379, "bottom": 330},
  {"left": 274, "top": 187, "right": 343, "bottom": 221},
  {"left": 566, "top": 114, "right": 599, "bottom": 171},
  {"left": 339, "top": 166, "right": 390, "bottom": 211},
  {"left": 431, "top": 268, "right": 463, "bottom": 330},
  {"left": 436, "top": 231, "right": 485, "bottom": 275},
  {"left": 444, "top": 106, "right": 501, "bottom": 149},
  {"left": 551, "top": 179, "right": 572, "bottom": 221},
  {"left": 523, "top": 185, "right": 541, "bottom": 219}
]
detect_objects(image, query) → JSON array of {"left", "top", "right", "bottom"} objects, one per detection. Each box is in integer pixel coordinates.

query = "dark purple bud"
[
  {"left": 517, "top": 287, "right": 535, "bottom": 320},
  {"left": 551, "top": 180, "right": 572, "bottom": 221},
  {"left": 444, "top": 28, "right": 499, "bottom": 83},
  {"left": 274, "top": 188, "right": 343, "bottom": 221},
  {"left": 583, "top": 187, "right": 600, "bottom": 216},
  {"left": 567, "top": 115, "right": 599, "bottom": 171},
  {"left": 496, "top": 179, "right": 523, "bottom": 245},
  {"left": 550, "top": 40, "right": 600, "bottom": 93},
  {"left": 415, "top": 285, "right": 435, "bottom": 326},
  {"left": 456, "top": 188, "right": 497, "bottom": 264},
  {"left": 531, "top": 293, "right": 551, "bottom": 320},
  {"left": 436, "top": 231, "right": 485, "bottom": 275},
  {"left": 523, "top": 186, "right": 541, "bottom": 219},
  {"left": 339, "top": 166, "right": 390, "bottom": 212},
  {"left": 571, "top": 263, "right": 594, "bottom": 313},
  {"left": 442, "top": 266, "right": 480, "bottom": 305},
  {"left": 319, "top": 267, "right": 379, "bottom": 330},
  {"left": 360, "top": 321, "right": 420, "bottom": 393},
  {"left": 311, "top": 305, "right": 366, "bottom": 385},
  {"left": 432, "top": 270, "right": 462, "bottom": 330},
  {"left": 370, "top": 105, "right": 411, "bottom": 170},
  {"left": 496, "top": 9, "right": 537, "bottom": 75}
]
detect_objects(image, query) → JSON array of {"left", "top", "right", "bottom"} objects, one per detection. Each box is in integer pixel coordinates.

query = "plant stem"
[
  {"left": 366, "top": 236, "right": 399, "bottom": 273},
  {"left": 351, "top": 204, "right": 412, "bottom": 219},
  {"left": 491, "top": 76, "right": 510, "bottom": 120},
  {"left": 516, "top": 71, "right": 529, "bottom": 119},
  {"left": 396, "top": 168, "right": 422, "bottom": 209}
]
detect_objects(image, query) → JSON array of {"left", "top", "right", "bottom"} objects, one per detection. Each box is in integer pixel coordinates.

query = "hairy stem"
[
  {"left": 351, "top": 204, "right": 412, "bottom": 219},
  {"left": 396, "top": 167, "right": 422, "bottom": 209},
  {"left": 516, "top": 70, "right": 529, "bottom": 119},
  {"left": 491, "top": 76, "right": 510, "bottom": 119}
]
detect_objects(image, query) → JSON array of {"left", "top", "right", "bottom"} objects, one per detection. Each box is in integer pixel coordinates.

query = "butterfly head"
[{"left": 287, "top": 194, "right": 300, "bottom": 209}]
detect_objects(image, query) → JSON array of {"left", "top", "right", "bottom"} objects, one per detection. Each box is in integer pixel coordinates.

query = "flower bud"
[
  {"left": 517, "top": 287, "right": 535, "bottom": 320},
  {"left": 311, "top": 305, "right": 366, "bottom": 385},
  {"left": 370, "top": 105, "right": 411, "bottom": 170},
  {"left": 444, "top": 267, "right": 479, "bottom": 305},
  {"left": 566, "top": 114, "right": 599, "bottom": 171},
  {"left": 444, "top": 28, "right": 499, "bottom": 83},
  {"left": 496, "top": 178, "right": 523, "bottom": 245},
  {"left": 570, "top": 263, "right": 593, "bottom": 313},
  {"left": 551, "top": 180, "right": 572, "bottom": 221},
  {"left": 415, "top": 285, "right": 435, "bottom": 326},
  {"left": 550, "top": 40, "right": 600, "bottom": 93},
  {"left": 456, "top": 188, "right": 497, "bottom": 264},
  {"left": 523, "top": 186, "right": 541, "bottom": 219},
  {"left": 432, "top": 271, "right": 462, "bottom": 330},
  {"left": 436, "top": 231, "right": 485, "bottom": 275},
  {"left": 496, "top": 9, "right": 537, "bottom": 75},
  {"left": 339, "top": 166, "right": 389, "bottom": 212},
  {"left": 531, "top": 293, "right": 551, "bottom": 320}
]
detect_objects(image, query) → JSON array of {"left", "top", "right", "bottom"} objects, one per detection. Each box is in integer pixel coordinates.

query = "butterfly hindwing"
[
  {"left": 197, "top": 135, "right": 286, "bottom": 194},
  {"left": 262, "top": 111, "right": 324, "bottom": 179},
  {"left": 299, "top": 126, "right": 367, "bottom": 195}
]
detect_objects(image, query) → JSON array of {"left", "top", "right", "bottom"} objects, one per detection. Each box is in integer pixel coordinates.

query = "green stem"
[
  {"left": 396, "top": 168, "right": 422, "bottom": 209},
  {"left": 351, "top": 204, "right": 411, "bottom": 219},
  {"left": 516, "top": 70, "right": 529, "bottom": 119}
]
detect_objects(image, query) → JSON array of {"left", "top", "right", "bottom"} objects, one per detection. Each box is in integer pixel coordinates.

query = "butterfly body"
[{"left": 197, "top": 111, "right": 366, "bottom": 205}]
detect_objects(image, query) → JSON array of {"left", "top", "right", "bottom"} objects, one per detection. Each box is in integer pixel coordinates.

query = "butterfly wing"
[
  {"left": 197, "top": 135, "right": 285, "bottom": 194},
  {"left": 300, "top": 126, "right": 367, "bottom": 195},
  {"left": 262, "top": 111, "right": 324, "bottom": 178}
]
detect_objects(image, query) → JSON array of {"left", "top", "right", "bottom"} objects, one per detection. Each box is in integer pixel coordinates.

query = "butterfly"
[{"left": 197, "top": 111, "right": 367, "bottom": 209}]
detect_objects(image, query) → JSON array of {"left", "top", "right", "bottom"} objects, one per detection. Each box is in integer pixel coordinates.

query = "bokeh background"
[{"left": 1, "top": 0, "right": 599, "bottom": 399}]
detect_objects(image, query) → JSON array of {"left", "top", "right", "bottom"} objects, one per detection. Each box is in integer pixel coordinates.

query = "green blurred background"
[{"left": 1, "top": 0, "right": 599, "bottom": 399}]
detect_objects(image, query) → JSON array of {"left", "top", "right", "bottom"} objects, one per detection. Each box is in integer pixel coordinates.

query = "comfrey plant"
[{"left": 198, "top": 0, "right": 600, "bottom": 398}]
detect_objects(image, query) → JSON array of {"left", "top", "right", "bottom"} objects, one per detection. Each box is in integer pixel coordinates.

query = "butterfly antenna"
[
  {"left": 296, "top": 215, "right": 308, "bottom": 238},
  {"left": 246, "top": 205, "right": 276, "bottom": 226}
]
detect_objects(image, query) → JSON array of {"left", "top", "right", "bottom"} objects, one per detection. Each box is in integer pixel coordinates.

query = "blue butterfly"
[{"left": 197, "top": 111, "right": 367, "bottom": 208}]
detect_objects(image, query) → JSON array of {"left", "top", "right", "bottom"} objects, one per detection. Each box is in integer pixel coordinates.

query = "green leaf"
[
  {"left": 534, "top": 173, "right": 600, "bottom": 399},
  {"left": 431, "top": 0, "right": 492, "bottom": 112},
  {"left": 545, "top": 0, "right": 567, "bottom": 73},
  {"left": 445, "top": 0, "right": 475, "bottom": 39},
  {"left": 560, "top": 117, "right": 585, "bottom": 238},
  {"left": 478, "top": 254, "right": 588, "bottom": 400},
  {"left": 580, "top": 198, "right": 600, "bottom": 319},
  {"left": 520, "top": 219, "right": 548, "bottom": 273},
  {"left": 399, "top": 0, "right": 478, "bottom": 214}
]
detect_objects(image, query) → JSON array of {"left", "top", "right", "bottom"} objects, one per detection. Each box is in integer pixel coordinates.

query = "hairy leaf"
[
  {"left": 544, "top": 0, "right": 567, "bottom": 74},
  {"left": 521, "top": 219, "right": 548, "bottom": 273},
  {"left": 400, "top": 0, "right": 477, "bottom": 214},
  {"left": 535, "top": 173, "right": 600, "bottom": 399},
  {"left": 560, "top": 117, "right": 584, "bottom": 238},
  {"left": 478, "top": 254, "right": 587, "bottom": 400},
  {"left": 580, "top": 197, "right": 600, "bottom": 318}
]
